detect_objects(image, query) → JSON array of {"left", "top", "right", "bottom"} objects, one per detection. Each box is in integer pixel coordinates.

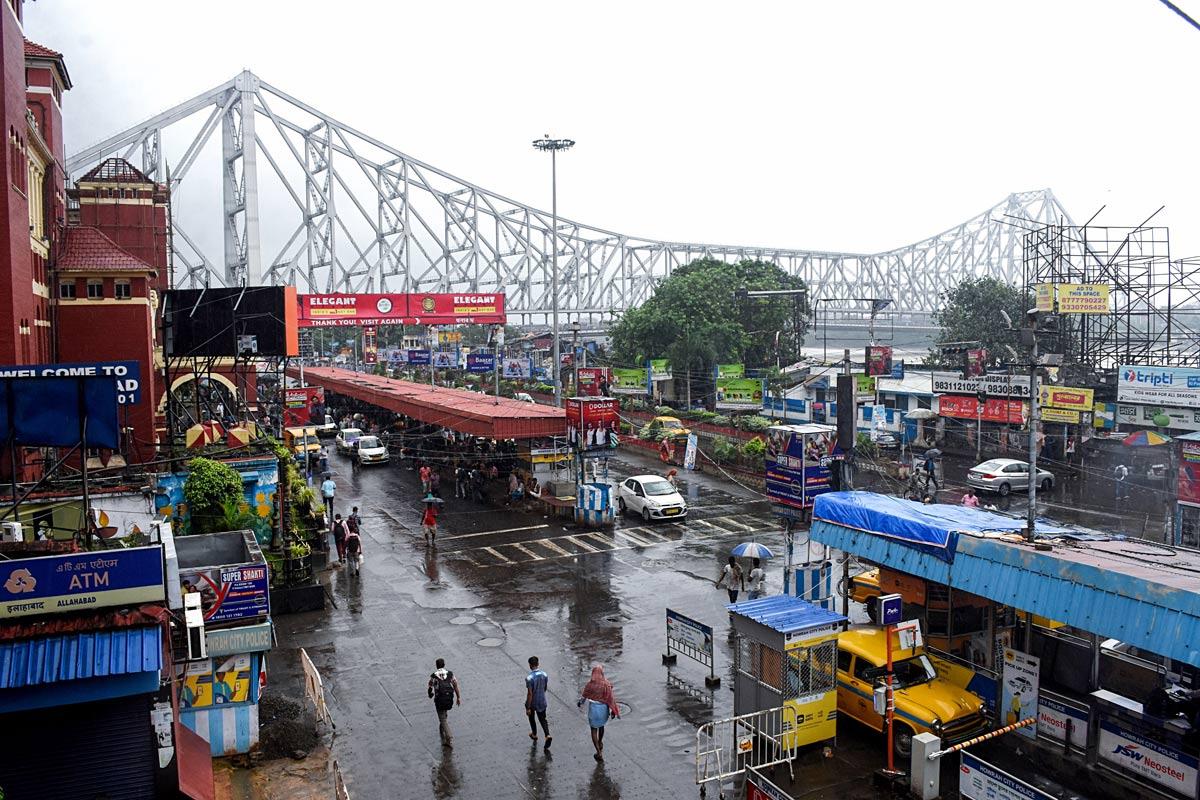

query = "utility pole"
[
  {"left": 1026, "top": 335, "right": 1040, "bottom": 543},
  {"left": 532, "top": 136, "right": 575, "bottom": 407},
  {"left": 572, "top": 320, "right": 580, "bottom": 397},
  {"left": 494, "top": 325, "right": 503, "bottom": 399}
]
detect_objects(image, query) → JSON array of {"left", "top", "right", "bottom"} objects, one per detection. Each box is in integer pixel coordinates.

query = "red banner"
[
  {"left": 297, "top": 293, "right": 506, "bottom": 327},
  {"left": 363, "top": 327, "right": 378, "bottom": 365},
  {"left": 1180, "top": 441, "right": 1200, "bottom": 506},
  {"left": 865, "top": 346, "right": 892, "bottom": 377},
  {"left": 939, "top": 394, "right": 1026, "bottom": 424},
  {"left": 283, "top": 386, "right": 325, "bottom": 427},
  {"left": 566, "top": 397, "right": 619, "bottom": 450},
  {"left": 577, "top": 368, "right": 611, "bottom": 397}
]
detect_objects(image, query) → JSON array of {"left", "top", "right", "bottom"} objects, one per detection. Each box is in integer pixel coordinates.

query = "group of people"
[
  {"left": 330, "top": 506, "right": 365, "bottom": 575},
  {"left": 716, "top": 555, "right": 767, "bottom": 603},
  {"left": 427, "top": 657, "right": 620, "bottom": 762}
]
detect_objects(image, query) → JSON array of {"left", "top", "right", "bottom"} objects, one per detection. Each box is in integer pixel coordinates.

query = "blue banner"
[
  {"left": 467, "top": 353, "right": 496, "bottom": 373},
  {"left": 0, "top": 360, "right": 141, "bottom": 403},
  {"left": 0, "top": 546, "right": 165, "bottom": 619},
  {"left": 406, "top": 349, "right": 431, "bottom": 366},
  {"left": 181, "top": 563, "right": 270, "bottom": 624}
]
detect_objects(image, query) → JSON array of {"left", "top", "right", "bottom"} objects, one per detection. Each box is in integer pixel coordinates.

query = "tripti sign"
[
  {"left": 1099, "top": 719, "right": 1199, "bottom": 797},
  {"left": 0, "top": 546, "right": 165, "bottom": 619},
  {"left": 0, "top": 360, "right": 142, "bottom": 403},
  {"left": 1119, "top": 365, "right": 1200, "bottom": 409}
]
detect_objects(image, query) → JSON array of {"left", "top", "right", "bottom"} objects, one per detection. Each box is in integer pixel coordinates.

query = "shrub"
[
  {"left": 654, "top": 406, "right": 675, "bottom": 417},
  {"left": 183, "top": 457, "right": 244, "bottom": 534},
  {"left": 741, "top": 436, "right": 766, "bottom": 468},
  {"left": 737, "top": 415, "right": 772, "bottom": 433},
  {"left": 711, "top": 436, "right": 738, "bottom": 464},
  {"left": 638, "top": 423, "right": 654, "bottom": 440},
  {"left": 856, "top": 432, "right": 879, "bottom": 458},
  {"left": 712, "top": 415, "right": 731, "bottom": 428}
]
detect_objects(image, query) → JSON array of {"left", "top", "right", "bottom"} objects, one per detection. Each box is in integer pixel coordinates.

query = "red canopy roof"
[{"left": 291, "top": 367, "right": 566, "bottom": 440}]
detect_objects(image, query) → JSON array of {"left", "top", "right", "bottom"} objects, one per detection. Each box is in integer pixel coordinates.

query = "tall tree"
[{"left": 930, "top": 277, "right": 1029, "bottom": 367}]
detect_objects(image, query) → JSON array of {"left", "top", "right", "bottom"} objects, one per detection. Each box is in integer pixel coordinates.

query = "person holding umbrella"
[
  {"left": 730, "top": 542, "right": 774, "bottom": 600},
  {"left": 421, "top": 494, "right": 443, "bottom": 544}
]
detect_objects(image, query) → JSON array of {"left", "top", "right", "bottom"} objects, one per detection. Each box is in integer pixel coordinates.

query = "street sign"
[{"left": 879, "top": 593, "right": 902, "bottom": 626}]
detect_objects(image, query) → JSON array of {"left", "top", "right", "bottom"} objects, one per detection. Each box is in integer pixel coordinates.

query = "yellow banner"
[
  {"left": 1057, "top": 283, "right": 1109, "bottom": 314},
  {"left": 1041, "top": 406, "right": 1081, "bottom": 424},
  {"left": 1039, "top": 386, "right": 1094, "bottom": 410},
  {"left": 1036, "top": 284, "right": 1055, "bottom": 312}
]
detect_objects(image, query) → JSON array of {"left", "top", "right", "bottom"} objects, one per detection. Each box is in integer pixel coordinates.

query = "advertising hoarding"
[
  {"left": 1118, "top": 365, "right": 1200, "bottom": 409},
  {"left": 0, "top": 547, "right": 166, "bottom": 619},
  {"left": 407, "top": 349, "right": 431, "bottom": 366},
  {"left": 408, "top": 293, "right": 505, "bottom": 325},
  {"left": 0, "top": 360, "right": 142, "bottom": 404},
  {"left": 865, "top": 346, "right": 893, "bottom": 377},
  {"left": 577, "top": 367, "right": 610, "bottom": 396},
  {"left": 648, "top": 359, "right": 671, "bottom": 382},
  {"left": 765, "top": 425, "right": 841, "bottom": 509},
  {"left": 1000, "top": 648, "right": 1039, "bottom": 739},
  {"left": 283, "top": 386, "right": 325, "bottom": 427},
  {"left": 938, "top": 395, "right": 1026, "bottom": 424},
  {"left": 1036, "top": 284, "right": 1055, "bottom": 312},
  {"left": 1098, "top": 719, "right": 1199, "bottom": 798},
  {"left": 566, "top": 397, "right": 619, "bottom": 451},
  {"left": 502, "top": 357, "right": 532, "bottom": 379},
  {"left": 1057, "top": 283, "right": 1110, "bottom": 314},
  {"left": 182, "top": 654, "right": 254, "bottom": 709},
  {"left": 431, "top": 351, "right": 456, "bottom": 368},
  {"left": 931, "top": 372, "right": 1031, "bottom": 398},
  {"left": 715, "top": 377, "right": 763, "bottom": 410},
  {"left": 466, "top": 353, "right": 496, "bottom": 373},
  {"left": 1179, "top": 441, "right": 1200, "bottom": 507},
  {"left": 1039, "top": 386, "right": 1094, "bottom": 410},
  {"left": 1040, "top": 407, "right": 1081, "bottom": 424},
  {"left": 715, "top": 364, "right": 744, "bottom": 378},
  {"left": 180, "top": 563, "right": 270, "bottom": 624},
  {"left": 611, "top": 367, "right": 648, "bottom": 395},
  {"left": 297, "top": 293, "right": 506, "bottom": 327}
]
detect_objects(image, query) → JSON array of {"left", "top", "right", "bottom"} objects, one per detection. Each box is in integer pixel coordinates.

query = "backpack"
[
  {"left": 431, "top": 671, "right": 455, "bottom": 709},
  {"left": 345, "top": 532, "right": 362, "bottom": 555}
]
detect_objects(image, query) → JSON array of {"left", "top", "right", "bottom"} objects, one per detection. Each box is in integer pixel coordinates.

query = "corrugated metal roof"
[
  {"left": 811, "top": 500, "right": 1200, "bottom": 667},
  {"left": 291, "top": 366, "right": 567, "bottom": 439},
  {"left": 728, "top": 595, "right": 846, "bottom": 634},
  {"left": 0, "top": 625, "right": 162, "bottom": 689}
]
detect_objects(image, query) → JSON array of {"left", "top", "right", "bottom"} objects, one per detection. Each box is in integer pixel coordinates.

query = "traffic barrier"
[{"left": 696, "top": 705, "right": 799, "bottom": 798}]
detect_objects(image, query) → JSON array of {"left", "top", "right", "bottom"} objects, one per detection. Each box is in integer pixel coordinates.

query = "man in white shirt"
[{"left": 748, "top": 558, "right": 767, "bottom": 600}]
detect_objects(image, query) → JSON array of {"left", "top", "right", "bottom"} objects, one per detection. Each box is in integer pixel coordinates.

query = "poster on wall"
[
  {"left": 1180, "top": 441, "right": 1200, "bottom": 507},
  {"left": 566, "top": 398, "right": 619, "bottom": 451},
  {"left": 716, "top": 377, "right": 764, "bottom": 410},
  {"left": 765, "top": 425, "right": 841, "bottom": 509},
  {"left": 1000, "top": 648, "right": 1039, "bottom": 739},
  {"left": 180, "top": 563, "right": 270, "bottom": 624},
  {"left": 181, "top": 654, "right": 254, "bottom": 708},
  {"left": 502, "top": 357, "right": 532, "bottom": 379}
]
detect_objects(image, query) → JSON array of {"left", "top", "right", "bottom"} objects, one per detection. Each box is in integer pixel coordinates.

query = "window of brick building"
[
  {"left": 87, "top": 279, "right": 103, "bottom": 299},
  {"left": 59, "top": 280, "right": 76, "bottom": 299},
  {"left": 114, "top": 280, "right": 131, "bottom": 299}
]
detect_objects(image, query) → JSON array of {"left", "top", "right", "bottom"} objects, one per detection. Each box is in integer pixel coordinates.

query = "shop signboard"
[
  {"left": 611, "top": 367, "right": 648, "bottom": 395},
  {"left": 1039, "top": 386, "right": 1094, "bottom": 410},
  {"left": 1057, "top": 283, "right": 1110, "bottom": 314},
  {"left": 931, "top": 372, "right": 1031, "bottom": 398},
  {"left": 1000, "top": 648, "right": 1039, "bottom": 739},
  {"left": 1118, "top": 403, "right": 1200, "bottom": 432},
  {"left": 0, "top": 546, "right": 165, "bottom": 619},
  {"left": 1179, "top": 441, "right": 1200, "bottom": 507},
  {"left": 716, "top": 363, "right": 744, "bottom": 379},
  {"left": 566, "top": 397, "right": 619, "bottom": 451},
  {"left": 205, "top": 622, "right": 274, "bottom": 658},
  {"left": 716, "top": 377, "right": 764, "bottom": 410},
  {"left": 1037, "top": 695, "right": 1089, "bottom": 750},
  {"left": 577, "top": 367, "right": 609, "bottom": 396},
  {"left": 865, "top": 346, "right": 893, "bottom": 377},
  {"left": 0, "top": 359, "right": 142, "bottom": 404},
  {"left": 1040, "top": 407, "right": 1081, "bottom": 424},
  {"left": 283, "top": 386, "right": 325, "bottom": 427},
  {"left": 765, "top": 425, "right": 841, "bottom": 509},
  {"left": 1119, "top": 365, "right": 1200, "bottom": 409},
  {"left": 180, "top": 563, "right": 270, "bottom": 624},
  {"left": 466, "top": 353, "right": 496, "bottom": 373},
  {"left": 1098, "top": 718, "right": 1199, "bottom": 798},
  {"left": 960, "top": 751, "right": 1054, "bottom": 800},
  {"left": 648, "top": 359, "right": 671, "bottom": 382},
  {"left": 407, "top": 349, "right": 431, "bottom": 366},
  {"left": 939, "top": 395, "right": 1027, "bottom": 424},
  {"left": 501, "top": 357, "right": 532, "bottom": 379}
]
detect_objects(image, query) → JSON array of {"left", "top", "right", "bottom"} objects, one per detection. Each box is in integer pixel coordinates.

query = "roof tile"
[
  {"left": 23, "top": 39, "right": 62, "bottom": 60},
  {"left": 57, "top": 226, "right": 155, "bottom": 274},
  {"left": 78, "top": 157, "right": 153, "bottom": 185}
]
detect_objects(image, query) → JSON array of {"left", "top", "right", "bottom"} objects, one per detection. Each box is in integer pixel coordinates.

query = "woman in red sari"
[{"left": 577, "top": 664, "right": 620, "bottom": 761}]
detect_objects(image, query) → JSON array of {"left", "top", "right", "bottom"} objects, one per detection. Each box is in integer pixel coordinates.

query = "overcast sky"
[{"left": 26, "top": 0, "right": 1200, "bottom": 258}]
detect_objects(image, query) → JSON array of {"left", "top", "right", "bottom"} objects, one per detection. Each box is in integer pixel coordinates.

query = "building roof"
[
  {"left": 78, "top": 157, "right": 153, "bottom": 185},
  {"left": 0, "top": 625, "right": 162, "bottom": 690},
  {"left": 728, "top": 594, "right": 846, "bottom": 634},
  {"left": 23, "top": 39, "right": 71, "bottom": 89},
  {"left": 291, "top": 366, "right": 567, "bottom": 439},
  {"left": 811, "top": 491, "right": 1200, "bottom": 668},
  {"left": 57, "top": 226, "right": 156, "bottom": 274}
]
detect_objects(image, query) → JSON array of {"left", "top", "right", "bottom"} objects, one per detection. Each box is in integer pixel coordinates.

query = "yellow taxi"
[
  {"left": 648, "top": 415, "right": 690, "bottom": 440},
  {"left": 836, "top": 627, "right": 988, "bottom": 758}
]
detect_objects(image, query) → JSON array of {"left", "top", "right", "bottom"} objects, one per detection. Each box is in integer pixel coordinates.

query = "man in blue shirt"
[
  {"left": 320, "top": 476, "right": 336, "bottom": 529},
  {"left": 525, "top": 656, "right": 551, "bottom": 750}
]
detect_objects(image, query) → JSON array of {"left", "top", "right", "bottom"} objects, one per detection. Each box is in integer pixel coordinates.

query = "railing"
[{"left": 696, "top": 705, "right": 799, "bottom": 798}]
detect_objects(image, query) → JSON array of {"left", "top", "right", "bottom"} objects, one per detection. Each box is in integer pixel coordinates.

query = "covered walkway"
[{"left": 288, "top": 366, "right": 566, "bottom": 439}]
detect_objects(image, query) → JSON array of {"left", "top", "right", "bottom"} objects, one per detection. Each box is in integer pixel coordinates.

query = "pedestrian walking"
[
  {"left": 427, "top": 658, "right": 461, "bottom": 748},
  {"left": 331, "top": 513, "right": 349, "bottom": 565},
  {"left": 348, "top": 506, "right": 362, "bottom": 536},
  {"left": 1115, "top": 463, "right": 1130, "bottom": 501},
  {"left": 422, "top": 499, "right": 440, "bottom": 544},
  {"left": 320, "top": 474, "right": 337, "bottom": 529},
  {"left": 430, "top": 468, "right": 442, "bottom": 496},
  {"left": 666, "top": 468, "right": 679, "bottom": 489},
  {"left": 961, "top": 488, "right": 980, "bottom": 508},
  {"left": 716, "top": 556, "right": 744, "bottom": 604},
  {"left": 318, "top": 447, "right": 329, "bottom": 475},
  {"left": 525, "top": 656, "right": 552, "bottom": 750},
  {"left": 419, "top": 463, "right": 432, "bottom": 494},
  {"left": 345, "top": 526, "right": 363, "bottom": 576},
  {"left": 922, "top": 450, "right": 939, "bottom": 491},
  {"left": 577, "top": 665, "right": 619, "bottom": 762},
  {"left": 455, "top": 464, "right": 468, "bottom": 499},
  {"left": 748, "top": 558, "right": 766, "bottom": 600}
]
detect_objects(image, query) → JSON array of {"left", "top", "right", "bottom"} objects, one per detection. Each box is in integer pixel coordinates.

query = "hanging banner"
[
  {"left": 0, "top": 359, "right": 142, "bottom": 404},
  {"left": 1036, "top": 284, "right": 1056, "bottom": 312},
  {"left": 715, "top": 377, "right": 764, "bottom": 410},
  {"left": 466, "top": 353, "right": 496, "bottom": 373},
  {"left": 565, "top": 397, "right": 619, "bottom": 451},
  {"left": 1039, "top": 386, "right": 1094, "bottom": 410},
  {"left": 298, "top": 293, "right": 506, "bottom": 327},
  {"left": 684, "top": 432, "right": 698, "bottom": 471},
  {"left": 715, "top": 364, "right": 744, "bottom": 379},
  {"left": 406, "top": 349, "right": 431, "bottom": 366},
  {"left": 1179, "top": 441, "right": 1200, "bottom": 507},
  {"left": 1000, "top": 648, "right": 1039, "bottom": 739},
  {"left": 283, "top": 386, "right": 326, "bottom": 427},
  {"left": 362, "top": 326, "right": 378, "bottom": 365},
  {"left": 611, "top": 367, "right": 648, "bottom": 395},
  {"left": 648, "top": 359, "right": 671, "bottom": 382},
  {"left": 1040, "top": 407, "right": 1081, "bottom": 424},
  {"left": 1057, "top": 283, "right": 1110, "bottom": 315},
  {"left": 501, "top": 357, "right": 532, "bottom": 379},
  {"left": 865, "top": 346, "right": 893, "bottom": 377},
  {"left": 939, "top": 395, "right": 1027, "bottom": 424},
  {"left": 577, "top": 367, "right": 609, "bottom": 396}
]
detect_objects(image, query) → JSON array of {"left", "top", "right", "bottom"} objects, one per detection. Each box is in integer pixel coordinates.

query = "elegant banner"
[{"left": 298, "top": 293, "right": 506, "bottom": 327}]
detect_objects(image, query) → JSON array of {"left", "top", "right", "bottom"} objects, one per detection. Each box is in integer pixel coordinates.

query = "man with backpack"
[
  {"left": 331, "top": 513, "right": 349, "bottom": 566},
  {"left": 427, "top": 657, "right": 461, "bottom": 748},
  {"left": 344, "top": 525, "right": 363, "bottom": 576}
]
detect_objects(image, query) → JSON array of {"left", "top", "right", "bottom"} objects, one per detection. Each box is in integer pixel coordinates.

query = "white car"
[
  {"left": 966, "top": 458, "right": 1054, "bottom": 496},
  {"left": 315, "top": 413, "right": 337, "bottom": 438},
  {"left": 335, "top": 427, "right": 363, "bottom": 454},
  {"left": 617, "top": 474, "right": 687, "bottom": 522},
  {"left": 353, "top": 435, "right": 389, "bottom": 466}
]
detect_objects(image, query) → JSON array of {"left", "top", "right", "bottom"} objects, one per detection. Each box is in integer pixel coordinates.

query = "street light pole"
[
  {"left": 533, "top": 135, "right": 575, "bottom": 408},
  {"left": 572, "top": 320, "right": 580, "bottom": 396}
]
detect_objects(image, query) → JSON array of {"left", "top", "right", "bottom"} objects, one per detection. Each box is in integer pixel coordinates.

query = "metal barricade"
[{"left": 695, "top": 705, "right": 798, "bottom": 798}]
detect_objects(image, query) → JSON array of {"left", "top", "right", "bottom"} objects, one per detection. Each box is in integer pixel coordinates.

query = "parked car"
[
  {"left": 353, "top": 435, "right": 389, "bottom": 466},
  {"left": 647, "top": 415, "right": 690, "bottom": 441},
  {"left": 335, "top": 427, "right": 363, "bottom": 454},
  {"left": 315, "top": 413, "right": 338, "bottom": 438},
  {"left": 966, "top": 458, "right": 1054, "bottom": 496},
  {"left": 836, "top": 627, "right": 989, "bottom": 758},
  {"left": 872, "top": 431, "right": 900, "bottom": 449},
  {"left": 616, "top": 474, "right": 688, "bottom": 521}
]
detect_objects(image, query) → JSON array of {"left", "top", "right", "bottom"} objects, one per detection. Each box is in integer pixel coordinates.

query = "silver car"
[{"left": 966, "top": 458, "right": 1054, "bottom": 496}]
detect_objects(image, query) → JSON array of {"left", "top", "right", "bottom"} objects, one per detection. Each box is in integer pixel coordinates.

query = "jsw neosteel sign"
[{"left": 1119, "top": 364, "right": 1200, "bottom": 409}]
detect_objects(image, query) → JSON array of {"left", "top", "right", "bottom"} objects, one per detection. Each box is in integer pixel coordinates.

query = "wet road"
[{"left": 270, "top": 448, "right": 884, "bottom": 799}]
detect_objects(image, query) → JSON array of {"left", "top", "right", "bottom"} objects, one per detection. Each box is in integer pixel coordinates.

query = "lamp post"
[
  {"left": 571, "top": 320, "right": 581, "bottom": 396},
  {"left": 532, "top": 135, "right": 575, "bottom": 407}
]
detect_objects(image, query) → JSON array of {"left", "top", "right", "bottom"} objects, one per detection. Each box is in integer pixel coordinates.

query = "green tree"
[
  {"left": 183, "top": 457, "right": 245, "bottom": 534},
  {"left": 609, "top": 258, "right": 808, "bottom": 403},
  {"left": 929, "top": 277, "right": 1029, "bottom": 367}
]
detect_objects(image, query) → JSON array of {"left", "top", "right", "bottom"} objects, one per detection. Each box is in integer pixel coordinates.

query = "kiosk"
[{"left": 729, "top": 595, "right": 846, "bottom": 749}]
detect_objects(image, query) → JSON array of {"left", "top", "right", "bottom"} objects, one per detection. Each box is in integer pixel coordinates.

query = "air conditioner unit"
[
  {"left": 183, "top": 592, "right": 207, "bottom": 661},
  {"left": 1, "top": 522, "right": 23, "bottom": 543}
]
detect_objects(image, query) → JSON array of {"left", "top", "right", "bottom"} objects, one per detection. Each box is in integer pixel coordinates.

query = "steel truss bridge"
[{"left": 66, "top": 71, "right": 1073, "bottom": 326}]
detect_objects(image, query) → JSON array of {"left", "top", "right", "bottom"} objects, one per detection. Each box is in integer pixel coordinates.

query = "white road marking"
[
  {"left": 567, "top": 536, "right": 599, "bottom": 553},
  {"left": 533, "top": 539, "right": 573, "bottom": 558},
  {"left": 583, "top": 532, "right": 616, "bottom": 549},
  {"left": 715, "top": 516, "right": 755, "bottom": 531},
  {"left": 482, "top": 546, "right": 513, "bottom": 563},
  {"left": 616, "top": 530, "right": 654, "bottom": 547},
  {"left": 509, "top": 543, "right": 544, "bottom": 561},
  {"left": 440, "top": 524, "right": 551, "bottom": 541}
]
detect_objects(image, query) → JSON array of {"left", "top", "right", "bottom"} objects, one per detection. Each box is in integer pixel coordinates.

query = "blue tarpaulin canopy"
[{"left": 812, "top": 492, "right": 1077, "bottom": 563}]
